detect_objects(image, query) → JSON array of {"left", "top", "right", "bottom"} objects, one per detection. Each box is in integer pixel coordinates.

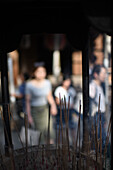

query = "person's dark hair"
[
  {"left": 91, "top": 64, "right": 106, "bottom": 79},
  {"left": 23, "top": 72, "right": 29, "bottom": 81},
  {"left": 56, "top": 74, "right": 72, "bottom": 88},
  {"left": 63, "top": 74, "right": 71, "bottom": 81},
  {"left": 32, "top": 61, "right": 45, "bottom": 73},
  {"left": 34, "top": 61, "right": 45, "bottom": 68},
  {"left": 31, "top": 61, "right": 46, "bottom": 79},
  {"left": 90, "top": 54, "right": 97, "bottom": 64}
]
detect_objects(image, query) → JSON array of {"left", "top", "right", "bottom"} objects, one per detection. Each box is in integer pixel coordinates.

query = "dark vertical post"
[
  {"left": 110, "top": 11, "right": 112, "bottom": 170},
  {"left": 111, "top": 36, "right": 112, "bottom": 170},
  {"left": 0, "top": 49, "right": 13, "bottom": 155},
  {"left": 82, "top": 39, "right": 89, "bottom": 152}
]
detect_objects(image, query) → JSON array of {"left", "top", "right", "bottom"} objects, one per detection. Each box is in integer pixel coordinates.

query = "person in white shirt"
[
  {"left": 54, "top": 74, "right": 77, "bottom": 144},
  {"left": 89, "top": 64, "right": 107, "bottom": 149}
]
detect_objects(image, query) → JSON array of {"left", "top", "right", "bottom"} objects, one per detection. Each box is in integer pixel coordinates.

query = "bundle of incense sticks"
[
  {"left": 103, "top": 113, "right": 112, "bottom": 164},
  {"left": 0, "top": 93, "right": 111, "bottom": 170}
]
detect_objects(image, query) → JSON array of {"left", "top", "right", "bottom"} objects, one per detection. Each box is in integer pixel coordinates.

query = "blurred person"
[
  {"left": 54, "top": 74, "right": 77, "bottom": 145},
  {"left": 19, "top": 73, "right": 30, "bottom": 113},
  {"left": 89, "top": 54, "right": 97, "bottom": 80},
  {"left": 89, "top": 54, "right": 106, "bottom": 95},
  {"left": 11, "top": 72, "right": 30, "bottom": 118},
  {"left": 25, "top": 62, "right": 57, "bottom": 144},
  {"left": 89, "top": 64, "right": 107, "bottom": 149}
]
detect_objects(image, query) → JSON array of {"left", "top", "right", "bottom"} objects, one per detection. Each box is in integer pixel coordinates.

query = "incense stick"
[
  {"left": 58, "top": 119, "right": 61, "bottom": 146},
  {"left": 59, "top": 94, "right": 63, "bottom": 146},
  {"left": 47, "top": 108, "right": 50, "bottom": 145},
  {"left": 95, "top": 94, "right": 101, "bottom": 166},
  {"left": 95, "top": 115, "right": 98, "bottom": 166},
  {"left": 97, "top": 94, "right": 101, "bottom": 136},
  {"left": 78, "top": 100, "right": 81, "bottom": 170},
  {"left": 74, "top": 100, "right": 81, "bottom": 169},
  {"left": 103, "top": 113, "right": 112, "bottom": 161},
  {"left": 99, "top": 110, "right": 102, "bottom": 170},
  {"left": 38, "top": 132, "right": 42, "bottom": 146},
  {"left": 63, "top": 96, "right": 69, "bottom": 150},
  {"left": 10, "top": 111, "right": 24, "bottom": 148},
  {"left": 24, "top": 114, "right": 28, "bottom": 155},
  {"left": 75, "top": 100, "right": 81, "bottom": 150},
  {"left": 67, "top": 96, "right": 70, "bottom": 123},
  {"left": 97, "top": 94, "right": 101, "bottom": 124},
  {"left": 90, "top": 119, "right": 95, "bottom": 151}
]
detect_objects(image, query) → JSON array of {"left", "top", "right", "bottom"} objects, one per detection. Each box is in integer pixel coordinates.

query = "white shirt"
[
  {"left": 54, "top": 86, "right": 76, "bottom": 108},
  {"left": 89, "top": 80, "right": 106, "bottom": 113}
]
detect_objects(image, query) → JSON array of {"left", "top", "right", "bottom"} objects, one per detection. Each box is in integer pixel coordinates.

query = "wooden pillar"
[
  {"left": 111, "top": 36, "right": 112, "bottom": 170},
  {"left": 82, "top": 38, "right": 89, "bottom": 152}
]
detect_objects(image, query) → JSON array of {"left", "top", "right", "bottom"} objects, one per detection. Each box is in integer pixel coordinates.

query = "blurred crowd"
[{"left": 0, "top": 57, "right": 111, "bottom": 151}]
